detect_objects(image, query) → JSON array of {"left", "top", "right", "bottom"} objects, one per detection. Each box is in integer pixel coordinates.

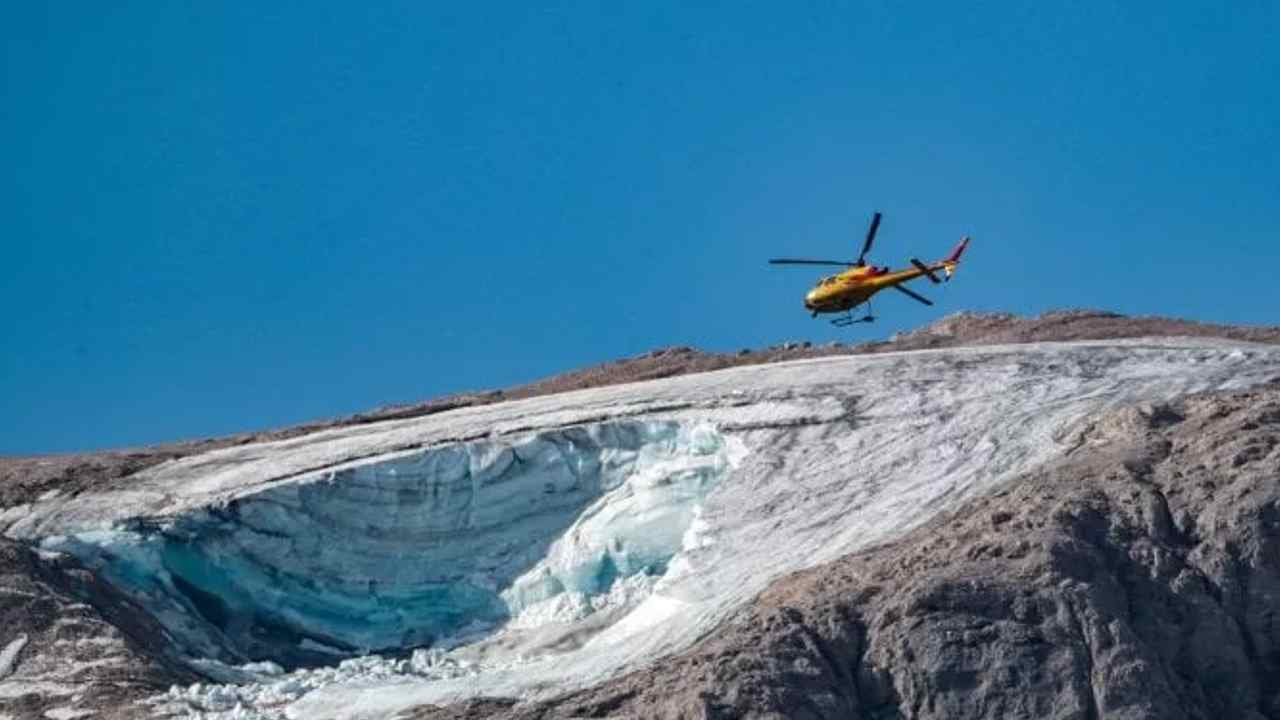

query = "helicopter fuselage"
[{"left": 803, "top": 263, "right": 944, "bottom": 313}]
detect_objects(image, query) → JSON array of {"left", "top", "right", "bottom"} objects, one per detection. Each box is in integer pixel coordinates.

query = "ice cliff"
[
  {"left": 32, "top": 421, "right": 739, "bottom": 669},
  {"left": 5, "top": 338, "right": 1280, "bottom": 719}
]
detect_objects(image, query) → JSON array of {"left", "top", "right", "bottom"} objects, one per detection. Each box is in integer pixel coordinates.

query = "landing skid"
[
  {"left": 830, "top": 301, "right": 874, "bottom": 327},
  {"left": 832, "top": 313, "right": 875, "bottom": 326}
]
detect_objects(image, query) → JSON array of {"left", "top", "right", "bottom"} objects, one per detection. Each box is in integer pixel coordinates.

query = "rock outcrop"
[{"left": 0, "top": 537, "right": 198, "bottom": 719}]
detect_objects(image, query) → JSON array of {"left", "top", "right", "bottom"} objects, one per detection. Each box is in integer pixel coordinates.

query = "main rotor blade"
[
  {"left": 856, "top": 212, "right": 882, "bottom": 266},
  {"left": 910, "top": 258, "right": 942, "bottom": 284},
  {"left": 892, "top": 283, "right": 934, "bottom": 306},
  {"left": 768, "top": 259, "right": 856, "bottom": 266}
]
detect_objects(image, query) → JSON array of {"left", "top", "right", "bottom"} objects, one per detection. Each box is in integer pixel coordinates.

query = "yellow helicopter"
[{"left": 769, "top": 212, "right": 970, "bottom": 326}]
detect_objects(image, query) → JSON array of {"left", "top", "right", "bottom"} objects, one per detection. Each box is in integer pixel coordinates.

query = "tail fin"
[{"left": 941, "top": 236, "right": 970, "bottom": 279}]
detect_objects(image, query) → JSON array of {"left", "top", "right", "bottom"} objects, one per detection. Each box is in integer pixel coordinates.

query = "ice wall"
[{"left": 44, "top": 421, "right": 739, "bottom": 668}]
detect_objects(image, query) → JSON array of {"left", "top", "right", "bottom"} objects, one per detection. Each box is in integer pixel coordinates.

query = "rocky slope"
[
  {"left": 3, "top": 310, "right": 1280, "bottom": 720},
  {"left": 0, "top": 538, "right": 199, "bottom": 720},
  {"left": 409, "top": 381, "right": 1280, "bottom": 720}
]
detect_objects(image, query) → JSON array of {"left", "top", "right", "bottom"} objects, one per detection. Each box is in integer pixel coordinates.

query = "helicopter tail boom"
[{"left": 940, "top": 236, "right": 970, "bottom": 280}]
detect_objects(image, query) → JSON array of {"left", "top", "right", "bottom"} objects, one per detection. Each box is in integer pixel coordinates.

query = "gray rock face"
[
  {"left": 409, "top": 382, "right": 1280, "bottom": 719},
  {"left": 0, "top": 537, "right": 197, "bottom": 719}
]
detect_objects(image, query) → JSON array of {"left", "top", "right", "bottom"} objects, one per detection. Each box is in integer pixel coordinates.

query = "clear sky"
[{"left": 3, "top": 3, "right": 1278, "bottom": 454}]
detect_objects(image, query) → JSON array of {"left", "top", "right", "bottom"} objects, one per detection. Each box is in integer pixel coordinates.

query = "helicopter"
[{"left": 769, "top": 212, "right": 970, "bottom": 326}]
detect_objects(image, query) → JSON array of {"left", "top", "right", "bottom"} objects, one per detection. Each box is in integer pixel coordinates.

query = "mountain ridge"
[{"left": 4, "top": 311, "right": 1280, "bottom": 719}]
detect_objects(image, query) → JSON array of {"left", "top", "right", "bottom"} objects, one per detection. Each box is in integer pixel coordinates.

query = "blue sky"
[{"left": 3, "top": 3, "right": 1277, "bottom": 453}]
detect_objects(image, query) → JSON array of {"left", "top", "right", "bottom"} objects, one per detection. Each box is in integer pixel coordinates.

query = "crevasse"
[{"left": 44, "top": 420, "right": 739, "bottom": 668}]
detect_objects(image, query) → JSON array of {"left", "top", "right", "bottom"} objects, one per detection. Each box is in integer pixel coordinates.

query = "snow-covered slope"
[{"left": 7, "top": 339, "right": 1280, "bottom": 719}]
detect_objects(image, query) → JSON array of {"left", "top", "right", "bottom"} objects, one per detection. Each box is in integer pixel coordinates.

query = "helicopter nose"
[{"left": 804, "top": 291, "right": 818, "bottom": 310}]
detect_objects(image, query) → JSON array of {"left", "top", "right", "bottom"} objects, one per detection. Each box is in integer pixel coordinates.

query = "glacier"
[
  {"left": 7, "top": 339, "right": 1280, "bottom": 720},
  {"left": 38, "top": 421, "right": 741, "bottom": 668}
]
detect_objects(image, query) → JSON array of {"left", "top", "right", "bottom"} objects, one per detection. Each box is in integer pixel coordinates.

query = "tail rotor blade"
[
  {"left": 856, "top": 212, "right": 882, "bottom": 266},
  {"left": 910, "top": 258, "right": 942, "bottom": 284}
]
